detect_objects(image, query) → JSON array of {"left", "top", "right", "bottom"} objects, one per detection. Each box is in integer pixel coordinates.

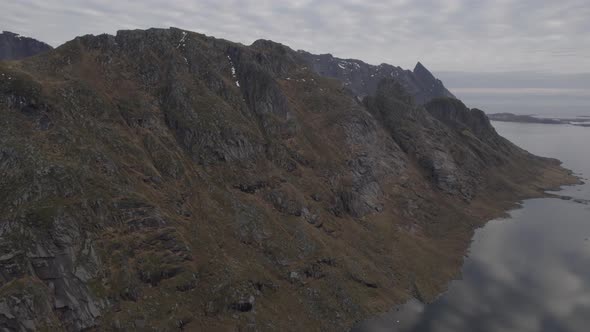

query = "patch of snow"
[
  {"left": 226, "top": 55, "right": 240, "bottom": 88},
  {"left": 227, "top": 56, "right": 236, "bottom": 75},
  {"left": 338, "top": 63, "right": 346, "bottom": 69},
  {"left": 183, "top": 57, "right": 188, "bottom": 65},
  {"left": 176, "top": 31, "right": 187, "bottom": 48}
]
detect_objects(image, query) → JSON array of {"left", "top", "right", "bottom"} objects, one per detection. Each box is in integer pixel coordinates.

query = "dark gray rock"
[
  {"left": 0, "top": 31, "right": 52, "bottom": 60},
  {"left": 425, "top": 98, "right": 497, "bottom": 137},
  {"left": 364, "top": 79, "right": 497, "bottom": 198},
  {"left": 265, "top": 190, "right": 303, "bottom": 216}
]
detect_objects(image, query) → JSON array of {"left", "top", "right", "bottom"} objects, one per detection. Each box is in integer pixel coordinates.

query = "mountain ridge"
[
  {"left": 298, "top": 50, "right": 455, "bottom": 104},
  {"left": 0, "top": 31, "right": 53, "bottom": 60},
  {"left": 0, "top": 27, "right": 577, "bottom": 331}
]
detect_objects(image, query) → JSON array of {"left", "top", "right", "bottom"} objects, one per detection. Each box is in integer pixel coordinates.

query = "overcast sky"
[{"left": 2, "top": 0, "right": 590, "bottom": 74}]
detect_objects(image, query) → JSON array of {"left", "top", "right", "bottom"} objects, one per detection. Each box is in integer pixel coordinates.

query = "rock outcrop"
[
  {"left": 0, "top": 31, "right": 52, "bottom": 60},
  {"left": 0, "top": 28, "right": 575, "bottom": 331}
]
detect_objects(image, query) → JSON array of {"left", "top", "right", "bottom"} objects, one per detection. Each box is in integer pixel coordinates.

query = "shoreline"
[{"left": 351, "top": 160, "right": 581, "bottom": 331}]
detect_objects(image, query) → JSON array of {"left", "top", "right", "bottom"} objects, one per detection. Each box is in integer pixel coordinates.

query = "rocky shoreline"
[{"left": 352, "top": 161, "right": 582, "bottom": 331}]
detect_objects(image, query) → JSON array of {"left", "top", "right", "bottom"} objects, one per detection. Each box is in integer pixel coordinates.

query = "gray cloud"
[{"left": 2, "top": 0, "right": 589, "bottom": 73}]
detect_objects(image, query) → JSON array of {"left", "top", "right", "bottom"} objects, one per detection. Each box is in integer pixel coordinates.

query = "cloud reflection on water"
[{"left": 354, "top": 123, "right": 590, "bottom": 332}]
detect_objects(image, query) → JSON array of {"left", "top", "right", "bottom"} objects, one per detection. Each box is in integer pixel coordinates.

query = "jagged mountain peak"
[
  {"left": 299, "top": 52, "right": 455, "bottom": 104},
  {"left": 413, "top": 61, "right": 426, "bottom": 71},
  {"left": 413, "top": 61, "right": 437, "bottom": 81}
]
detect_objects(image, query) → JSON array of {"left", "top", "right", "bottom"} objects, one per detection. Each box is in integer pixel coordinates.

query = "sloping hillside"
[{"left": 0, "top": 28, "right": 576, "bottom": 331}]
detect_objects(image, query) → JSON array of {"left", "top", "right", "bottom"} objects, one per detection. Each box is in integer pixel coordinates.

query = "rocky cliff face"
[
  {"left": 0, "top": 28, "right": 574, "bottom": 331},
  {"left": 298, "top": 51, "right": 455, "bottom": 104},
  {"left": 0, "top": 31, "right": 53, "bottom": 60}
]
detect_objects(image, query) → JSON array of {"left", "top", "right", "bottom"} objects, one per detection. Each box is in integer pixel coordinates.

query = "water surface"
[{"left": 354, "top": 122, "right": 590, "bottom": 332}]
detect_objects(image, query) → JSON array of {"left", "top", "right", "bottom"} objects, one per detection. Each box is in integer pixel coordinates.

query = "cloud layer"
[{"left": 2, "top": 0, "right": 589, "bottom": 73}]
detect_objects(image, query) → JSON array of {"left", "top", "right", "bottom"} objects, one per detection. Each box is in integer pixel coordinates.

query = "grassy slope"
[{"left": 0, "top": 29, "right": 578, "bottom": 331}]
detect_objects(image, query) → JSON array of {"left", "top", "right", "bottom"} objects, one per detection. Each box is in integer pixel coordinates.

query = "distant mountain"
[
  {"left": 298, "top": 50, "right": 455, "bottom": 104},
  {"left": 0, "top": 31, "right": 52, "bottom": 60}
]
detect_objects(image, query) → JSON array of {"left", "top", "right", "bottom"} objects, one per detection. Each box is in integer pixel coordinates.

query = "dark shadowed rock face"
[
  {"left": 364, "top": 81, "right": 516, "bottom": 198},
  {"left": 0, "top": 31, "right": 53, "bottom": 60},
  {"left": 298, "top": 51, "right": 455, "bottom": 104},
  {"left": 425, "top": 97, "right": 497, "bottom": 138},
  {"left": 0, "top": 27, "right": 574, "bottom": 331}
]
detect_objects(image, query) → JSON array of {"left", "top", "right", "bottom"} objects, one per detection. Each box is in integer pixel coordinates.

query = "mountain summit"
[
  {"left": 0, "top": 31, "right": 53, "bottom": 60},
  {"left": 0, "top": 28, "right": 576, "bottom": 331}
]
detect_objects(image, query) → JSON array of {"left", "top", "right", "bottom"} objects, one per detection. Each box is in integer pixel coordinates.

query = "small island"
[{"left": 488, "top": 112, "right": 590, "bottom": 127}]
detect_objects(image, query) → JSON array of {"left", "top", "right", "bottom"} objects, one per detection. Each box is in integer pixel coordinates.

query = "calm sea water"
[{"left": 353, "top": 122, "right": 590, "bottom": 332}]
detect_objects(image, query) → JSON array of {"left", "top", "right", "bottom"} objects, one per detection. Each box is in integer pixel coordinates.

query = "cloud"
[{"left": 2, "top": 0, "right": 589, "bottom": 73}]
